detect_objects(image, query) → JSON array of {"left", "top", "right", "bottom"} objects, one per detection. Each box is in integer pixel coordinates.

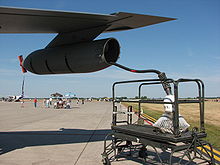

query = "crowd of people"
[
  {"left": 53, "top": 98, "right": 71, "bottom": 109},
  {"left": 43, "top": 98, "right": 73, "bottom": 109},
  {"left": 32, "top": 98, "right": 86, "bottom": 109}
]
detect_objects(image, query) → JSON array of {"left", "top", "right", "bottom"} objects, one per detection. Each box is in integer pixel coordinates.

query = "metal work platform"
[
  {"left": 102, "top": 78, "right": 215, "bottom": 164},
  {"left": 111, "top": 124, "right": 206, "bottom": 143}
]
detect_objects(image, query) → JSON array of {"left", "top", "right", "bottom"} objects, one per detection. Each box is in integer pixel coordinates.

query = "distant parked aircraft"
[
  {"left": 5, "top": 74, "right": 25, "bottom": 102},
  {"left": 6, "top": 95, "right": 23, "bottom": 102}
]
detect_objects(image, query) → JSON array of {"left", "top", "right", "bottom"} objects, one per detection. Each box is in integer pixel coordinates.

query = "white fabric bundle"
[{"left": 153, "top": 95, "right": 190, "bottom": 134}]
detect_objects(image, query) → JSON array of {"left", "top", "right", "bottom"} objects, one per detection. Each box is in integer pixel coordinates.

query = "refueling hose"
[{"left": 109, "top": 62, "right": 172, "bottom": 95}]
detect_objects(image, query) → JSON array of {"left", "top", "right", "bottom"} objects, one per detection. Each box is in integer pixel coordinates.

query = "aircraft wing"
[{"left": 0, "top": 6, "right": 175, "bottom": 47}]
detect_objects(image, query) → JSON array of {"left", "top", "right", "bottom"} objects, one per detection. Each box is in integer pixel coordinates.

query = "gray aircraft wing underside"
[{"left": 0, "top": 7, "right": 175, "bottom": 47}]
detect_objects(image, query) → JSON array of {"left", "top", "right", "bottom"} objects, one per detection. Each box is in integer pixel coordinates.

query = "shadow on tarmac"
[
  {"left": 0, "top": 128, "right": 112, "bottom": 155},
  {"left": 0, "top": 129, "right": 203, "bottom": 164},
  {"left": 114, "top": 149, "right": 197, "bottom": 165}
]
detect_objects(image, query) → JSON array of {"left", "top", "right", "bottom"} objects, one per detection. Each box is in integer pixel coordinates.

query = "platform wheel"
[
  {"left": 117, "top": 146, "right": 123, "bottom": 154},
  {"left": 138, "top": 147, "right": 148, "bottom": 162},
  {"left": 102, "top": 157, "right": 111, "bottom": 165},
  {"left": 126, "top": 140, "right": 132, "bottom": 146}
]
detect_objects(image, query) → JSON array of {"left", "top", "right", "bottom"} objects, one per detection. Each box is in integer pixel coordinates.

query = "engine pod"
[{"left": 23, "top": 38, "right": 120, "bottom": 74}]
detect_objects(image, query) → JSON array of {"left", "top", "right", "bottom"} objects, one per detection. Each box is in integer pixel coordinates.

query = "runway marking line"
[
  {"left": 142, "top": 113, "right": 157, "bottom": 122},
  {"left": 204, "top": 145, "right": 220, "bottom": 156},
  {"left": 197, "top": 146, "right": 220, "bottom": 162}
]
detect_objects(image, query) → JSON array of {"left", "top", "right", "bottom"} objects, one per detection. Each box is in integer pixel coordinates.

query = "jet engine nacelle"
[{"left": 23, "top": 38, "right": 120, "bottom": 74}]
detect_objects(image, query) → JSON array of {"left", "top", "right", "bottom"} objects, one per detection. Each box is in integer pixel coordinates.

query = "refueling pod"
[{"left": 23, "top": 38, "right": 120, "bottom": 74}]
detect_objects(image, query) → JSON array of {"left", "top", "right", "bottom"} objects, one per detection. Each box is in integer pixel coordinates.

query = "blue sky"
[{"left": 0, "top": 0, "right": 220, "bottom": 98}]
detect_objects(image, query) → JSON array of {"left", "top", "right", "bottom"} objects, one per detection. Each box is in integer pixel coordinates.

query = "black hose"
[
  {"left": 109, "top": 62, "right": 172, "bottom": 95},
  {"left": 110, "top": 62, "right": 161, "bottom": 74}
]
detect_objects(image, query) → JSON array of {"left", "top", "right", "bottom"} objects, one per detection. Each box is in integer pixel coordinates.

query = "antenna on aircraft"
[{"left": 21, "top": 74, "right": 25, "bottom": 98}]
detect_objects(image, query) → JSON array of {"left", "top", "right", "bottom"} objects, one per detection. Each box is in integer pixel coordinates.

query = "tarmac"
[{"left": 0, "top": 101, "right": 215, "bottom": 165}]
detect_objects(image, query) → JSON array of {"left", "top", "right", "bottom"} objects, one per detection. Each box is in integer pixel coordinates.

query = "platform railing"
[{"left": 112, "top": 78, "right": 205, "bottom": 136}]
